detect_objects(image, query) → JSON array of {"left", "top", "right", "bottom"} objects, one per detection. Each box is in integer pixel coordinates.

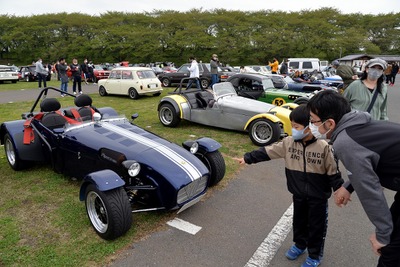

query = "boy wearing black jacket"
[{"left": 235, "top": 105, "right": 343, "bottom": 267}]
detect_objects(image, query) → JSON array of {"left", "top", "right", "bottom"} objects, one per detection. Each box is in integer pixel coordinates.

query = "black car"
[
  {"left": 19, "top": 65, "right": 51, "bottom": 82},
  {"left": 157, "top": 63, "right": 235, "bottom": 89}
]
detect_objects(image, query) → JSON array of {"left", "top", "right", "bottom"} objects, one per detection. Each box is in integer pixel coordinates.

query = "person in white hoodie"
[{"left": 186, "top": 56, "right": 201, "bottom": 89}]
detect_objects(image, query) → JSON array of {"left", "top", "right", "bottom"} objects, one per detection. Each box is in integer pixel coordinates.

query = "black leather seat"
[
  {"left": 40, "top": 98, "right": 67, "bottom": 130},
  {"left": 74, "top": 94, "right": 94, "bottom": 121}
]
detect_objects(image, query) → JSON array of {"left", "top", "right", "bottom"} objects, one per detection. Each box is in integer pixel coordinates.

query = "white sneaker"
[
  {"left": 61, "top": 94, "right": 65, "bottom": 97},
  {"left": 79, "top": 91, "right": 83, "bottom": 94},
  {"left": 73, "top": 92, "right": 77, "bottom": 95}
]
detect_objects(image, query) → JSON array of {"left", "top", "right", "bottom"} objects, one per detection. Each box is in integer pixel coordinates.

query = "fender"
[
  {"left": 79, "top": 169, "right": 125, "bottom": 201},
  {"left": 158, "top": 95, "right": 187, "bottom": 118},
  {"left": 269, "top": 106, "right": 293, "bottom": 135},
  {"left": 281, "top": 102, "right": 299, "bottom": 111},
  {"left": 244, "top": 113, "right": 281, "bottom": 130},
  {"left": 182, "top": 137, "right": 222, "bottom": 153},
  {"left": 0, "top": 120, "right": 46, "bottom": 161}
]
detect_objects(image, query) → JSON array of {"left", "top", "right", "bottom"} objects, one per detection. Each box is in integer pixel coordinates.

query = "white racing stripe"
[
  {"left": 101, "top": 122, "right": 202, "bottom": 181},
  {"left": 167, "top": 218, "right": 202, "bottom": 235},
  {"left": 245, "top": 203, "right": 293, "bottom": 267}
]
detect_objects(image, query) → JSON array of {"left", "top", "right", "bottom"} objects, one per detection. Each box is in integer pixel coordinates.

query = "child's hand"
[
  {"left": 232, "top": 157, "right": 246, "bottom": 165},
  {"left": 334, "top": 186, "right": 352, "bottom": 207}
]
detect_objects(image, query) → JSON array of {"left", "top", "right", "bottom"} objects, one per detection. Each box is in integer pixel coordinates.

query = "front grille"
[{"left": 177, "top": 175, "right": 208, "bottom": 204}]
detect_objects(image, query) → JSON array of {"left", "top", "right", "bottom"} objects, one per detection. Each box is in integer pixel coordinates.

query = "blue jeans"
[
  {"left": 187, "top": 77, "right": 201, "bottom": 89},
  {"left": 210, "top": 74, "right": 218, "bottom": 88},
  {"left": 60, "top": 82, "right": 68, "bottom": 94}
]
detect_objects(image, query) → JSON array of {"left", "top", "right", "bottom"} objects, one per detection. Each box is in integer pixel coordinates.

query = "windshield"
[
  {"left": 261, "top": 79, "right": 275, "bottom": 88},
  {"left": 212, "top": 82, "right": 237, "bottom": 97}
]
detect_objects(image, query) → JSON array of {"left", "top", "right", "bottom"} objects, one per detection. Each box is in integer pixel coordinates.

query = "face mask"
[
  {"left": 367, "top": 68, "right": 383, "bottom": 80},
  {"left": 292, "top": 126, "right": 309, "bottom": 140},
  {"left": 309, "top": 121, "right": 331, "bottom": 139}
]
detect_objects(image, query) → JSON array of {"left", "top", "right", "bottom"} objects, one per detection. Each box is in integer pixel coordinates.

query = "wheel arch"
[
  {"left": 182, "top": 137, "right": 222, "bottom": 153},
  {"left": 244, "top": 113, "right": 280, "bottom": 131},
  {"left": 158, "top": 97, "right": 182, "bottom": 118},
  {"left": 79, "top": 169, "right": 126, "bottom": 201}
]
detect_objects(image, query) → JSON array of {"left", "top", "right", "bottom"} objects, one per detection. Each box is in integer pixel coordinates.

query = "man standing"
[
  {"left": 280, "top": 58, "right": 288, "bottom": 75},
  {"left": 268, "top": 57, "right": 279, "bottom": 74},
  {"left": 35, "top": 58, "right": 48, "bottom": 88},
  {"left": 307, "top": 90, "right": 400, "bottom": 267},
  {"left": 58, "top": 57, "right": 70, "bottom": 97},
  {"left": 331, "top": 60, "right": 358, "bottom": 93},
  {"left": 186, "top": 56, "right": 201, "bottom": 89},
  {"left": 210, "top": 54, "right": 219, "bottom": 88},
  {"left": 70, "top": 58, "right": 83, "bottom": 94}
]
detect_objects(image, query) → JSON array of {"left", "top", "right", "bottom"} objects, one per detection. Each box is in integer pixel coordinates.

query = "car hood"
[
  {"left": 65, "top": 120, "right": 209, "bottom": 185},
  {"left": 220, "top": 95, "right": 275, "bottom": 114}
]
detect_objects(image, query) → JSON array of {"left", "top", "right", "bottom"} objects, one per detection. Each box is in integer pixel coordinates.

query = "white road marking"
[
  {"left": 244, "top": 203, "right": 294, "bottom": 267},
  {"left": 167, "top": 218, "right": 202, "bottom": 235}
]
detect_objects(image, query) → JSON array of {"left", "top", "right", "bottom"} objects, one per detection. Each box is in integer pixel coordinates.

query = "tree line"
[{"left": 0, "top": 8, "right": 399, "bottom": 66}]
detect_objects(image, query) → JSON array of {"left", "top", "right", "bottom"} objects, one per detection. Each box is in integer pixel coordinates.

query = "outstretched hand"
[{"left": 232, "top": 157, "right": 246, "bottom": 165}]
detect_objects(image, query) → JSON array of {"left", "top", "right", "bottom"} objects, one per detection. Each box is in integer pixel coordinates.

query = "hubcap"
[
  {"left": 252, "top": 121, "right": 273, "bottom": 144},
  {"left": 5, "top": 138, "right": 16, "bottom": 166},
  {"left": 160, "top": 107, "right": 173, "bottom": 124},
  {"left": 86, "top": 191, "right": 108, "bottom": 234}
]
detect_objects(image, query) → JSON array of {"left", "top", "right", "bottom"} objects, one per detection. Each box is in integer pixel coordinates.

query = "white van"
[{"left": 287, "top": 58, "right": 325, "bottom": 73}]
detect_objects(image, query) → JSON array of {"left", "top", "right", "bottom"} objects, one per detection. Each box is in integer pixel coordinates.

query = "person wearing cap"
[
  {"left": 210, "top": 54, "right": 220, "bottom": 88},
  {"left": 331, "top": 60, "right": 358, "bottom": 93},
  {"left": 342, "top": 58, "right": 388, "bottom": 121},
  {"left": 307, "top": 90, "right": 400, "bottom": 267}
]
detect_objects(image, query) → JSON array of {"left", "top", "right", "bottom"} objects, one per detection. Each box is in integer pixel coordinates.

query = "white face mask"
[{"left": 309, "top": 121, "right": 331, "bottom": 139}]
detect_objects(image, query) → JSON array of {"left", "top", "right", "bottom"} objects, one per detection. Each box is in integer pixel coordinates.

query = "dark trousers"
[
  {"left": 292, "top": 195, "right": 328, "bottom": 260},
  {"left": 377, "top": 191, "right": 400, "bottom": 267},
  {"left": 187, "top": 77, "right": 201, "bottom": 89},
  {"left": 73, "top": 76, "right": 82, "bottom": 92},
  {"left": 37, "top": 73, "right": 47, "bottom": 88}
]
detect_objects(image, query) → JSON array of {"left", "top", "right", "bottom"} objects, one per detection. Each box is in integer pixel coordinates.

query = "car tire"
[
  {"left": 158, "top": 102, "right": 180, "bottom": 127},
  {"left": 128, "top": 88, "right": 139, "bottom": 99},
  {"left": 85, "top": 184, "right": 132, "bottom": 240},
  {"left": 248, "top": 118, "right": 281, "bottom": 146},
  {"left": 4, "top": 133, "right": 27, "bottom": 170},
  {"left": 200, "top": 79, "right": 210, "bottom": 89},
  {"left": 197, "top": 151, "right": 226, "bottom": 187},
  {"left": 25, "top": 76, "right": 30, "bottom": 82},
  {"left": 293, "top": 97, "right": 309, "bottom": 105},
  {"left": 161, "top": 78, "right": 171, "bottom": 87},
  {"left": 99, "top": 86, "right": 108, "bottom": 96}
]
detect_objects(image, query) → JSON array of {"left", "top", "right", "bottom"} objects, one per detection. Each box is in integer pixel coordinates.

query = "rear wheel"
[
  {"left": 128, "top": 88, "right": 139, "bottom": 99},
  {"left": 4, "top": 133, "right": 27, "bottom": 170},
  {"left": 248, "top": 118, "right": 281, "bottom": 146},
  {"left": 197, "top": 151, "right": 226, "bottom": 186},
  {"left": 99, "top": 86, "right": 108, "bottom": 96},
  {"left": 85, "top": 184, "right": 132, "bottom": 240},
  {"left": 158, "top": 102, "right": 180, "bottom": 127},
  {"left": 201, "top": 79, "right": 210, "bottom": 89},
  {"left": 161, "top": 78, "right": 171, "bottom": 87}
]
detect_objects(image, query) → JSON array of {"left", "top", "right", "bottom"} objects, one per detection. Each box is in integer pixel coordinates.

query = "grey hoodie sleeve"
[{"left": 334, "top": 132, "right": 393, "bottom": 245}]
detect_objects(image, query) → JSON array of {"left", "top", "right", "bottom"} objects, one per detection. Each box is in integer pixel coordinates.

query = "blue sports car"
[{"left": 0, "top": 87, "right": 226, "bottom": 240}]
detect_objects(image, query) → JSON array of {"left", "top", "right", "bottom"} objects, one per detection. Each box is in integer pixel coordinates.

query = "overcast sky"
[{"left": 1, "top": 0, "right": 399, "bottom": 16}]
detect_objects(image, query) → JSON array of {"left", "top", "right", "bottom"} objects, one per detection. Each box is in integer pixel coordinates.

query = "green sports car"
[{"left": 227, "top": 73, "right": 312, "bottom": 106}]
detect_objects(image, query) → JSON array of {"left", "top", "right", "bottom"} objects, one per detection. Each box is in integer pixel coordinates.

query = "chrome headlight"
[
  {"left": 122, "top": 160, "right": 141, "bottom": 177},
  {"left": 190, "top": 142, "right": 199, "bottom": 154}
]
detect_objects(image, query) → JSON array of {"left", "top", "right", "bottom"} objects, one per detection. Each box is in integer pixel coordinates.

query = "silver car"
[{"left": 158, "top": 81, "right": 295, "bottom": 146}]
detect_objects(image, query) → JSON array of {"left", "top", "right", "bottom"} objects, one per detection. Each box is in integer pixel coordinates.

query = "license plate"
[{"left": 149, "top": 84, "right": 157, "bottom": 88}]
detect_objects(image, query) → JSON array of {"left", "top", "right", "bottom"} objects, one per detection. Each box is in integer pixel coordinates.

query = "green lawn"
[{"left": 0, "top": 87, "right": 256, "bottom": 267}]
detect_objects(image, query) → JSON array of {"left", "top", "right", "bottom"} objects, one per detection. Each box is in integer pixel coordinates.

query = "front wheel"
[
  {"left": 4, "top": 133, "right": 27, "bottom": 170},
  {"left": 201, "top": 79, "right": 210, "bottom": 89},
  {"left": 85, "top": 184, "right": 132, "bottom": 240},
  {"left": 128, "top": 88, "right": 139, "bottom": 99},
  {"left": 197, "top": 151, "right": 226, "bottom": 186},
  {"left": 248, "top": 118, "right": 281, "bottom": 146},
  {"left": 99, "top": 86, "right": 108, "bottom": 96},
  {"left": 158, "top": 102, "right": 181, "bottom": 127}
]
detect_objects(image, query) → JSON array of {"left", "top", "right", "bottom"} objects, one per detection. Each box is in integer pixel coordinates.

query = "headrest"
[
  {"left": 74, "top": 94, "right": 92, "bottom": 107},
  {"left": 40, "top": 98, "right": 61, "bottom": 112}
]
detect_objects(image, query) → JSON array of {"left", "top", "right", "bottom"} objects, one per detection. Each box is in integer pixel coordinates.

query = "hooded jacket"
[
  {"left": 244, "top": 136, "right": 343, "bottom": 200},
  {"left": 330, "top": 110, "right": 400, "bottom": 245}
]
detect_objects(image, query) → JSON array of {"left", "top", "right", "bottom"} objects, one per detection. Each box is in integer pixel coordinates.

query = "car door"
[
  {"left": 120, "top": 70, "right": 134, "bottom": 95},
  {"left": 105, "top": 70, "right": 122, "bottom": 94}
]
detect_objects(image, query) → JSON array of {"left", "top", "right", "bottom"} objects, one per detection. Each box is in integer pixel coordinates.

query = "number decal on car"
[{"left": 272, "top": 97, "right": 286, "bottom": 106}]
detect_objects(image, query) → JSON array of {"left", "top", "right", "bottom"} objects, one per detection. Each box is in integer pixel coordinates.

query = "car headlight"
[
  {"left": 122, "top": 160, "right": 141, "bottom": 177},
  {"left": 190, "top": 142, "right": 199, "bottom": 154}
]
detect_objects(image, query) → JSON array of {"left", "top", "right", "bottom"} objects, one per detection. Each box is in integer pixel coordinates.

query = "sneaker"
[
  {"left": 79, "top": 91, "right": 83, "bottom": 94},
  {"left": 93, "top": 82, "right": 97, "bottom": 85},
  {"left": 73, "top": 91, "right": 77, "bottom": 95},
  {"left": 61, "top": 94, "right": 64, "bottom": 97},
  {"left": 285, "top": 245, "right": 305, "bottom": 260},
  {"left": 301, "top": 256, "right": 321, "bottom": 267}
]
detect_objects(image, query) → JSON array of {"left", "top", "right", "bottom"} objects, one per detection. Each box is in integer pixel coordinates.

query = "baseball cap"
[{"left": 366, "top": 58, "right": 387, "bottom": 70}]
